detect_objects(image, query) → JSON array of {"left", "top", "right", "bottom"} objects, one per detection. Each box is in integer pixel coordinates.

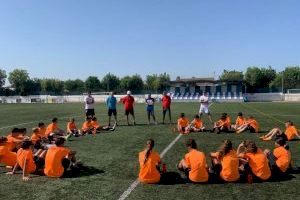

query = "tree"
[
  {"left": 23, "top": 78, "right": 41, "bottom": 95},
  {"left": 270, "top": 66, "right": 300, "bottom": 91},
  {"left": 40, "top": 79, "right": 64, "bottom": 95},
  {"left": 64, "top": 79, "right": 85, "bottom": 94},
  {"left": 8, "top": 69, "right": 30, "bottom": 94},
  {"left": 0, "top": 69, "right": 6, "bottom": 88},
  {"left": 145, "top": 74, "right": 159, "bottom": 91},
  {"left": 244, "top": 66, "right": 276, "bottom": 92},
  {"left": 85, "top": 76, "right": 101, "bottom": 92},
  {"left": 219, "top": 70, "right": 243, "bottom": 82},
  {"left": 120, "top": 74, "right": 144, "bottom": 94},
  {"left": 101, "top": 73, "right": 120, "bottom": 92},
  {"left": 157, "top": 73, "right": 171, "bottom": 92}
]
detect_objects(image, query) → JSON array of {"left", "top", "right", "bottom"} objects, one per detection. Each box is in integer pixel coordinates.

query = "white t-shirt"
[
  {"left": 84, "top": 96, "right": 94, "bottom": 109},
  {"left": 199, "top": 95, "right": 209, "bottom": 107}
]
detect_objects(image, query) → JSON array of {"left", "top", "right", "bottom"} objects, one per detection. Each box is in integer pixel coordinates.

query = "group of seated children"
[
  {"left": 138, "top": 137, "right": 292, "bottom": 184},
  {"left": 177, "top": 113, "right": 205, "bottom": 134},
  {"left": 1, "top": 134, "right": 77, "bottom": 181}
]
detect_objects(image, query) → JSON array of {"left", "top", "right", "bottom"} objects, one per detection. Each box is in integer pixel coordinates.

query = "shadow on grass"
[{"left": 63, "top": 165, "right": 105, "bottom": 178}]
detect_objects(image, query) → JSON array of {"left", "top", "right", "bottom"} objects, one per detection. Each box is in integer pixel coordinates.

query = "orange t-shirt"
[
  {"left": 138, "top": 150, "right": 161, "bottom": 184},
  {"left": 235, "top": 116, "right": 245, "bottom": 126},
  {"left": 91, "top": 121, "right": 100, "bottom": 129},
  {"left": 0, "top": 145, "right": 17, "bottom": 166},
  {"left": 185, "top": 149, "right": 208, "bottom": 183},
  {"left": 248, "top": 119, "right": 259, "bottom": 133},
  {"left": 31, "top": 133, "right": 41, "bottom": 144},
  {"left": 45, "top": 123, "right": 58, "bottom": 136},
  {"left": 67, "top": 122, "right": 77, "bottom": 132},
  {"left": 192, "top": 119, "right": 203, "bottom": 129},
  {"left": 82, "top": 121, "right": 93, "bottom": 131},
  {"left": 44, "top": 146, "right": 71, "bottom": 178},
  {"left": 178, "top": 118, "right": 189, "bottom": 128},
  {"left": 273, "top": 146, "right": 291, "bottom": 172},
  {"left": 38, "top": 127, "right": 46, "bottom": 138},
  {"left": 17, "top": 148, "right": 36, "bottom": 174},
  {"left": 239, "top": 149, "right": 271, "bottom": 180},
  {"left": 212, "top": 150, "right": 240, "bottom": 182},
  {"left": 285, "top": 125, "right": 298, "bottom": 141},
  {"left": 217, "top": 119, "right": 230, "bottom": 129},
  {"left": 226, "top": 116, "right": 231, "bottom": 125},
  {"left": 6, "top": 134, "right": 23, "bottom": 151}
]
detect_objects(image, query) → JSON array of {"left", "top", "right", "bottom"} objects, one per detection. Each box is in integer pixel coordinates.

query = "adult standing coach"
[
  {"left": 162, "top": 91, "right": 172, "bottom": 124},
  {"left": 199, "top": 92, "right": 213, "bottom": 124},
  {"left": 120, "top": 91, "right": 136, "bottom": 125},
  {"left": 106, "top": 92, "right": 117, "bottom": 126},
  {"left": 84, "top": 91, "right": 95, "bottom": 117}
]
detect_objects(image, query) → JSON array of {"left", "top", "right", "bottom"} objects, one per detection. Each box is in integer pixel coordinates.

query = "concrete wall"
[{"left": 245, "top": 93, "right": 284, "bottom": 102}]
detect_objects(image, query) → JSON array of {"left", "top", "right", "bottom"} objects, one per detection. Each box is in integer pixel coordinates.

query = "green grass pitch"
[{"left": 0, "top": 102, "right": 300, "bottom": 200}]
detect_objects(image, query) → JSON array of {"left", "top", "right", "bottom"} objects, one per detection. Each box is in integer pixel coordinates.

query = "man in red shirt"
[
  {"left": 121, "top": 91, "right": 136, "bottom": 125},
  {"left": 162, "top": 91, "right": 172, "bottom": 124}
]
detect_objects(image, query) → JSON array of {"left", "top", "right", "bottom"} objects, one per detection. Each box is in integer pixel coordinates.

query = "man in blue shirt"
[
  {"left": 145, "top": 94, "right": 157, "bottom": 125},
  {"left": 106, "top": 92, "right": 117, "bottom": 126}
]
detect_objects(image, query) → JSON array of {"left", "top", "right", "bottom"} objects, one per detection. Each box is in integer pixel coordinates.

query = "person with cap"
[{"left": 120, "top": 91, "right": 136, "bottom": 125}]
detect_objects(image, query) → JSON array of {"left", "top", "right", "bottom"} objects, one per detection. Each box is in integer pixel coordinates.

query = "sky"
[{"left": 0, "top": 0, "right": 299, "bottom": 82}]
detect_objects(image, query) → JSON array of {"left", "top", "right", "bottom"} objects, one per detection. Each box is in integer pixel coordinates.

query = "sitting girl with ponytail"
[
  {"left": 210, "top": 140, "right": 240, "bottom": 182},
  {"left": 138, "top": 139, "right": 161, "bottom": 184}
]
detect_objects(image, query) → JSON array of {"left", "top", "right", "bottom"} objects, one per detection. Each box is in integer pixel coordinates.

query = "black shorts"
[
  {"left": 34, "top": 157, "right": 45, "bottom": 169},
  {"left": 125, "top": 109, "right": 134, "bottom": 116},
  {"left": 108, "top": 109, "right": 117, "bottom": 116},
  {"left": 85, "top": 109, "right": 95, "bottom": 117},
  {"left": 163, "top": 107, "right": 171, "bottom": 114},
  {"left": 249, "top": 126, "right": 256, "bottom": 133}
]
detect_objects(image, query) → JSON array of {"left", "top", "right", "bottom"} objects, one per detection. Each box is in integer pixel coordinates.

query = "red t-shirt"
[
  {"left": 121, "top": 95, "right": 135, "bottom": 110},
  {"left": 162, "top": 95, "right": 171, "bottom": 109}
]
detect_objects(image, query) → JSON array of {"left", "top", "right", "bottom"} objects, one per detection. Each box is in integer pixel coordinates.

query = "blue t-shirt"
[{"left": 106, "top": 96, "right": 117, "bottom": 110}]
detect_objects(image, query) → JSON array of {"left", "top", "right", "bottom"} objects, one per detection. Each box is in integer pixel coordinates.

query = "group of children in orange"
[
  {"left": 139, "top": 137, "right": 295, "bottom": 184},
  {"left": 0, "top": 116, "right": 114, "bottom": 181},
  {"left": 137, "top": 112, "right": 300, "bottom": 184}
]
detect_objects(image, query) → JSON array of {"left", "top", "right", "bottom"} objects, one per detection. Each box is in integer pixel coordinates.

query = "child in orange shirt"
[
  {"left": 189, "top": 115, "right": 205, "bottom": 132},
  {"left": 260, "top": 121, "right": 300, "bottom": 141},
  {"left": 67, "top": 118, "right": 81, "bottom": 138},
  {"left": 236, "top": 116, "right": 260, "bottom": 134},
  {"left": 0, "top": 137, "right": 17, "bottom": 167},
  {"left": 237, "top": 141, "right": 271, "bottom": 182},
  {"left": 6, "top": 128, "right": 23, "bottom": 152},
  {"left": 210, "top": 140, "right": 240, "bottom": 182},
  {"left": 212, "top": 114, "right": 230, "bottom": 134},
  {"left": 139, "top": 139, "right": 161, "bottom": 184},
  {"left": 31, "top": 128, "right": 42, "bottom": 145},
  {"left": 177, "top": 113, "right": 190, "bottom": 134},
  {"left": 232, "top": 112, "right": 246, "bottom": 131},
  {"left": 7, "top": 140, "right": 47, "bottom": 181},
  {"left": 177, "top": 139, "right": 209, "bottom": 183},
  {"left": 264, "top": 138, "right": 291, "bottom": 180}
]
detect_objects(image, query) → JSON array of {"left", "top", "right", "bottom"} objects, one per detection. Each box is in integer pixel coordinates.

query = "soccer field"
[{"left": 0, "top": 102, "right": 300, "bottom": 200}]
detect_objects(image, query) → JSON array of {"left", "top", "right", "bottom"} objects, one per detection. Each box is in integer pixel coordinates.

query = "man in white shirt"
[
  {"left": 199, "top": 92, "right": 213, "bottom": 124},
  {"left": 84, "top": 91, "right": 95, "bottom": 117}
]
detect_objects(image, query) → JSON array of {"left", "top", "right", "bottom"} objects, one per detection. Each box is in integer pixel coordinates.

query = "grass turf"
[{"left": 0, "top": 102, "right": 300, "bottom": 200}]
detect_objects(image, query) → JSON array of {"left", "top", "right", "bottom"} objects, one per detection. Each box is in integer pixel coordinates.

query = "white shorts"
[{"left": 199, "top": 105, "right": 210, "bottom": 114}]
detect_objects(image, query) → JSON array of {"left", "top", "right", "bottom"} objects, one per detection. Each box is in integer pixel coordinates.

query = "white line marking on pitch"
[{"left": 118, "top": 103, "right": 214, "bottom": 200}]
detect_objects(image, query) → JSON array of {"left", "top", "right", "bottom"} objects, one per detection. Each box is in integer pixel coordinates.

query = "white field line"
[{"left": 118, "top": 103, "right": 214, "bottom": 200}]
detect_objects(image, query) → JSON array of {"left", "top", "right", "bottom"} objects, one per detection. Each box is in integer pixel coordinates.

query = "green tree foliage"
[
  {"left": 85, "top": 76, "right": 101, "bottom": 92},
  {"left": 145, "top": 74, "right": 159, "bottom": 91},
  {"left": 219, "top": 70, "right": 243, "bottom": 81},
  {"left": 157, "top": 73, "right": 171, "bottom": 92},
  {"left": 40, "top": 79, "right": 64, "bottom": 95},
  {"left": 270, "top": 66, "right": 300, "bottom": 91},
  {"left": 8, "top": 69, "right": 30, "bottom": 94},
  {"left": 145, "top": 73, "right": 170, "bottom": 92},
  {"left": 101, "top": 73, "right": 120, "bottom": 92},
  {"left": 0, "top": 69, "right": 6, "bottom": 88},
  {"left": 244, "top": 66, "right": 276, "bottom": 92},
  {"left": 64, "top": 79, "right": 85, "bottom": 94},
  {"left": 120, "top": 74, "right": 144, "bottom": 94}
]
